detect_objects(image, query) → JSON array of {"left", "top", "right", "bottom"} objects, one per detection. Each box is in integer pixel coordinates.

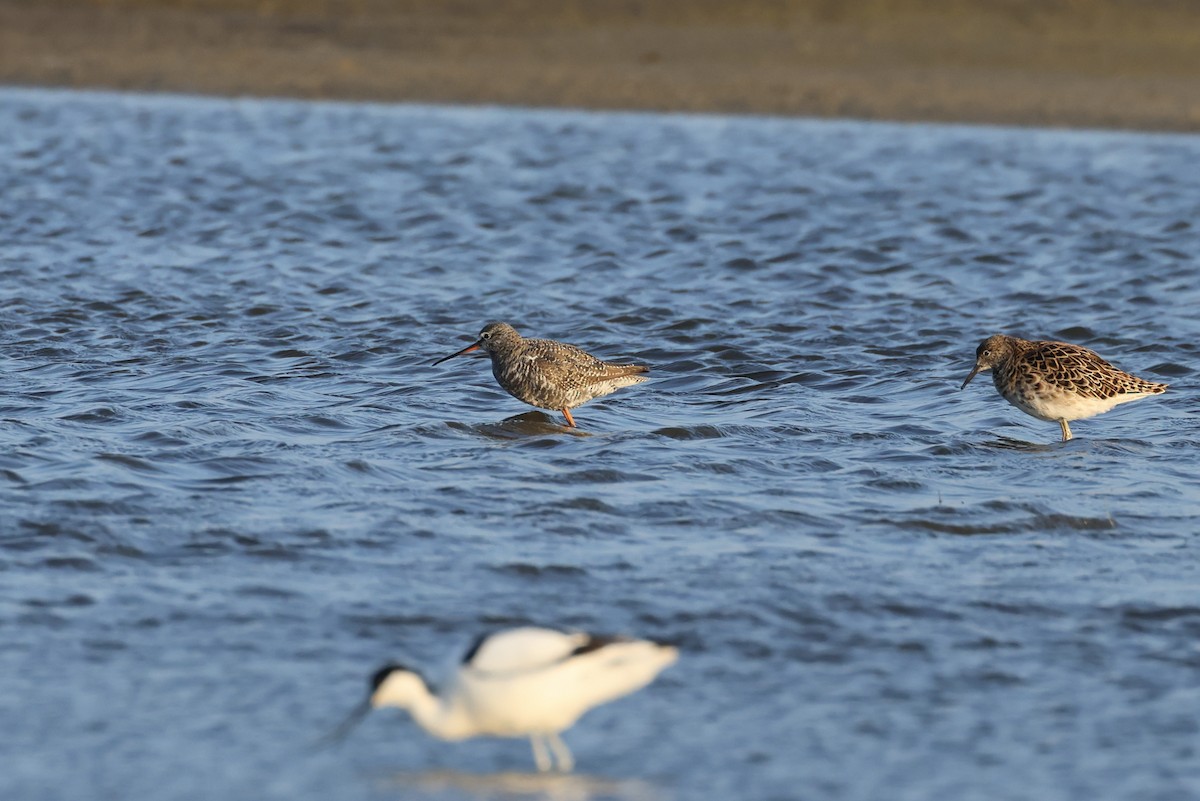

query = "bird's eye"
[{"left": 481, "top": 331, "right": 491, "bottom": 340}]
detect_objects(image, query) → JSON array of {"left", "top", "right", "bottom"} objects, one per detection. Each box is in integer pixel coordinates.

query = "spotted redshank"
[
  {"left": 432, "top": 322, "right": 649, "bottom": 427},
  {"left": 960, "top": 333, "right": 1168, "bottom": 441}
]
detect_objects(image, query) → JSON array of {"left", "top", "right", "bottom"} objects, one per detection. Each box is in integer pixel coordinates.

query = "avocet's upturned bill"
[{"left": 329, "top": 626, "right": 678, "bottom": 772}]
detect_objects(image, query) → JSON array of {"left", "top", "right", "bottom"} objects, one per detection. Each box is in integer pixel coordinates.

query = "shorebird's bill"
[
  {"left": 316, "top": 697, "right": 372, "bottom": 747},
  {"left": 960, "top": 364, "right": 982, "bottom": 390},
  {"left": 432, "top": 341, "right": 482, "bottom": 366}
]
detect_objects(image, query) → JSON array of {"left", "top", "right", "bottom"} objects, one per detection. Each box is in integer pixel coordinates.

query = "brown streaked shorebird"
[
  {"left": 960, "top": 333, "right": 1168, "bottom": 442},
  {"left": 432, "top": 322, "right": 649, "bottom": 427}
]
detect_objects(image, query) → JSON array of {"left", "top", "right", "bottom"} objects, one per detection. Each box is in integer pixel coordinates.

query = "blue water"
[{"left": 1, "top": 88, "right": 1198, "bottom": 801}]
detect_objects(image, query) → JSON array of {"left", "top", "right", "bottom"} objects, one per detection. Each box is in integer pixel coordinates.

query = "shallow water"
[{"left": 1, "top": 88, "right": 1198, "bottom": 801}]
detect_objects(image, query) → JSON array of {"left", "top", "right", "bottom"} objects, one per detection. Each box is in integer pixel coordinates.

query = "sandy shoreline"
[{"left": 3, "top": 0, "right": 1200, "bottom": 131}]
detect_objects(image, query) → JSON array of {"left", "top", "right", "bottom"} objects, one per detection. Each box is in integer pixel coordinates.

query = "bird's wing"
[
  {"left": 461, "top": 627, "right": 589, "bottom": 675},
  {"left": 526, "top": 340, "right": 647, "bottom": 388},
  {"left": 1026, "top": 342, "right": 1128, "bottom": 400},
  {"left": 526, "top": 339, "right": 604, "bottom": 368}
]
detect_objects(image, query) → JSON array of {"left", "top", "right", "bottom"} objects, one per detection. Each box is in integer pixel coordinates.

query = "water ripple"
[{"left": 1, "top": 89, "right": 1197, "bottom": 801}]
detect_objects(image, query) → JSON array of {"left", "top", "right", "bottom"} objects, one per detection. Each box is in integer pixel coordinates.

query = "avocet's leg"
[
  {"left": 547, "top": 732, "right": 574, "bottom": 773},
  {"left": 530, "top": 735, "right": 552, "bottom": 773},
  {"left": 1059, "top": 419, "right": 1072, "bottom": 442}
]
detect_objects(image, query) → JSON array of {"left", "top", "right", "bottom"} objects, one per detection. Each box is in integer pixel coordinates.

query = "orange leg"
[{"left": 561, "top": 408, "right": 576, "bottom": 428}]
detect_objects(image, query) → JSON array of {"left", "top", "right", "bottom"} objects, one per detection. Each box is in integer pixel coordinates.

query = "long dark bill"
[
  {"left": 960, "top": 365, "right": 982, "bottom": 390},
  {"left": 432, "top": 340, "right": 482, "bottom": 366},
  {"left": 314, "top": 698, "right": 372, "bottom": 748}
]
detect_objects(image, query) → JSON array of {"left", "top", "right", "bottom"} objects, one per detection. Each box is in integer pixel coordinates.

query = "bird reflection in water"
[{"left": 376, "top": 769, "right": 666, "bottom": 801}]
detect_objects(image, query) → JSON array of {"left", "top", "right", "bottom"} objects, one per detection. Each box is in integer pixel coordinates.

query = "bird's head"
[
  {"left": 961, "top": 334, "right": 1014, "bottom": 390},
  {"left": 369, "top": 663, "right": 432, "bottom": 709},
  {"left": 432, "top": 322, "right": 521, "bottom": 365},
  {"left": 318, "top": 662, "right": 432, "bottom": 746}
]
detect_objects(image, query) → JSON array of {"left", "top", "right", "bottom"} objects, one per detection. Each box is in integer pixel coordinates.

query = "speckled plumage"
[
  {"left": 433, "top": 322, "right": 648, "bottom": 427},
  {"left": 960, "top": 333, "right": 1167, "bottom": 441}
]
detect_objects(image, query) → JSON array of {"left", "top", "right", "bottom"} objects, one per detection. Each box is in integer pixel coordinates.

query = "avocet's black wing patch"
[{"left": 568, "top": 634, "right": 628, "bottom": 658}]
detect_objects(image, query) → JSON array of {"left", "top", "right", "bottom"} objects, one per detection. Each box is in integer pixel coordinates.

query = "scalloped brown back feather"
[{"left": 1001, "top": 338, "right": 1168, "bottom": 400}]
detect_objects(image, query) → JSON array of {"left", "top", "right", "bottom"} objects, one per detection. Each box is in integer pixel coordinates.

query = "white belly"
[{"left": 1004, "top": 386, "right": 1149, "bottom": 422}]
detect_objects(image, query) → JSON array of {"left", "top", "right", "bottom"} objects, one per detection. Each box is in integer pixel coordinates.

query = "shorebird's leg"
[
  {"left": 561, "top": 408, "right": 576, "bottom": 428},
  {"left": 1059, "top": 419, "right": 1072, "bottom": 442},
  {"left": 530, "top": 735, "right": 552, "bottom": 773},
  {"left": 547, "top": 732, "right": 574, "bottom": 773}
]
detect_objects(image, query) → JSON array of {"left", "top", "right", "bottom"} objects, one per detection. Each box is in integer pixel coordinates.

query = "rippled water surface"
[{"left": 2, "top": 89, "right": 1198, "bottom": 801}]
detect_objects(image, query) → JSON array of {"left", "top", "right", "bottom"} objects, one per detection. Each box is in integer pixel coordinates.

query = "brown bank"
[{"left": 3, "top": 0, "right": 1200, "bottom": 131}]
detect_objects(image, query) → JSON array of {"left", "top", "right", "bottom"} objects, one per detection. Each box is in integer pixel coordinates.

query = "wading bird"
[
  {"left": 328, "top": 626, "right": 678, "bottom": 772},
  {"left": 433, "top": 322, "right": 649, "bottom": 427},
  {"left": 961, "top": 333, "right": 1167, "bottom": 441}
]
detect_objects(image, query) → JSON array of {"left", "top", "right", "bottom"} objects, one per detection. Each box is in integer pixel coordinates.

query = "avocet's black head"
[
  {"left": 317, "top": 662, "right": 430, "bottom": 748},
  {"left": 371, "top": 663, "right": 409, "bottom": 693},
  {"left": 368, "top": 662, "right": 432, "bottom": 709}
]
